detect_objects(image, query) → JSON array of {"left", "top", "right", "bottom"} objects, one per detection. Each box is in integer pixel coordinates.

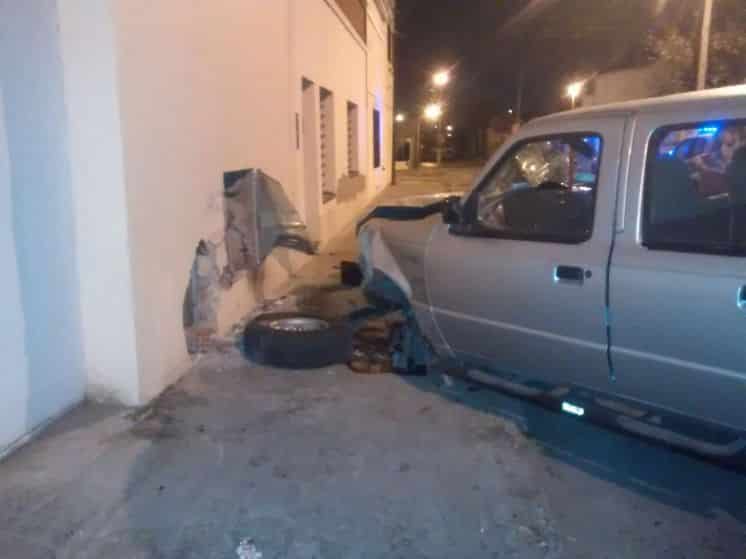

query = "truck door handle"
[{"left": 554, "top": 265, "right": 587, "bottom": 284}]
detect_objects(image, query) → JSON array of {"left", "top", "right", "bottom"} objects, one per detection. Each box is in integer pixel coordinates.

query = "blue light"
[{"left": 698, "top": 125, "right": 719, "bottom": 136}]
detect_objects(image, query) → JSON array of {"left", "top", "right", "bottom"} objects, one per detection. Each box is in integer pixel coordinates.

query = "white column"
[{"left": 57, "top": 0, "right": 141, "bottom": 404}]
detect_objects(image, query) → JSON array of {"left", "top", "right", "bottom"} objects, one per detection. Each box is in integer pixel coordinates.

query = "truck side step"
[{"left": 616, "top": 415, "right": 746, "bottom": 458}]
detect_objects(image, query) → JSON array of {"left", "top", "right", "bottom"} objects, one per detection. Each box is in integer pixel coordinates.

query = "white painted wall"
[
  {"left": 112, "top": 0, "right": 298, "bottom": 401},
  {"left": 292, "top": 0, "right": 369, "bottom": 242},
  {"left": 366, "top": 0, "right": 394, "bottom": 190},
  {"left": 108, "top": 0, "right": 393, "bottom": 403},
  {"left": 57, "top": 0, "right": 141, "bottom": 405},
  {"left": 0, "top": 86, "right": 31, "bottom": 454},
  {"left": 0, "top": 0, "right": 86, "bottom": 450},
  {"left": 0, "top": 0, "right": 395, "bottom": 424}
]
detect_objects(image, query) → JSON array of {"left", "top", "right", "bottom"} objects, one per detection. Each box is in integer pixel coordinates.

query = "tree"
[
  {"left": 709, "top": 30, "right": 746, "bottom": 87},
  {"left": 646, "top": 0, "right": 746, "bottom": 93},
  {"left": 646, "top": 27, "right": 695, "bottom": 95}
]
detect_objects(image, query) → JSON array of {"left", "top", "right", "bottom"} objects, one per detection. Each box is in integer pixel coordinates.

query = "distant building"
[
  {"left": 0, "top": 0, "right": 395, "bottom": 456},
  {"left": 582, "top": 62, "right": 669, "bottom": 106}
]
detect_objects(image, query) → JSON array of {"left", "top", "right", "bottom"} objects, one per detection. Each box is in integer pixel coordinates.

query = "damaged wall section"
[
  {"left": 223, "top": 168, "right": 315, "bottom": 277},
  {"left": 185, "top": 169, "right": 315, "bottom": 354}
]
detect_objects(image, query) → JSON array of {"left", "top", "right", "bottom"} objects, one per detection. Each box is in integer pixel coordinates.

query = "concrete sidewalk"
[{"left": 2, "top": 164, "right": 745, "bottom": 559}]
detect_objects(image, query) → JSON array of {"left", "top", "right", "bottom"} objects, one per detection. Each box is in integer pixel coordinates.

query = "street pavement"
[{"left": 1, "top": 163, "right": 745, "bottom": 559}]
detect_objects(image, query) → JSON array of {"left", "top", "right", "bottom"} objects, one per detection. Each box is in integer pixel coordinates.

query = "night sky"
[{"left": 395, "top": 0, "right": 694, "bottom": 128}]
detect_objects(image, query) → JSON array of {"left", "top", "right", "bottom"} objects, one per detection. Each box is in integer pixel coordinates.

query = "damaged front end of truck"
[{"left": 354, "top": 193, "right": 463, "bottom": 374}]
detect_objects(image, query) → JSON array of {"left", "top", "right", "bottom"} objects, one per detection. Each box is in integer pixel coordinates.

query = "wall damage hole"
[
  {"left": 183, "top": 169, "right": 316, "bottom": 354},
  {"left": 183, "top": 240, "right": 220, "bottom": 354},
  {"left": 223, "top": 169, "right": 315, "bottom": 285}
]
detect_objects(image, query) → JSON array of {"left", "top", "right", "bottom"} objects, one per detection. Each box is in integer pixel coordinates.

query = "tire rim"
[{"left": 268, "top": 317, "right": 330, "bottom": 332}]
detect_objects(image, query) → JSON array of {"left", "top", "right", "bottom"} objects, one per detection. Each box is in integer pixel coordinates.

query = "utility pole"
[
  {"left": 515, "top": 53, "right": 525, "bottom": 125},
  {"left": 697, "top": 0, "right": 714, "bottom": 90}
]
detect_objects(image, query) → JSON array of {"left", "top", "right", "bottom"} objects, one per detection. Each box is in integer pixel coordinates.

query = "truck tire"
[{"left": 242, "top": 312, "right": 353, "bottom": 369}]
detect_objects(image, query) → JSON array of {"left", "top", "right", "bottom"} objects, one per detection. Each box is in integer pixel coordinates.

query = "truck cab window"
[
  {"left": 473, "top": 134, "right": 602, "bottom": 243},
  {"left": 643, "top": 121, "right": 746, "bottom": 255}
]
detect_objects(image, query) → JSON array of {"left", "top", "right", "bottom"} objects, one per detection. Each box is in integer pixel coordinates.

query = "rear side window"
[
  {"left": 643, "top": 121, "right": 746, "bottom": 255},
  {"left": 471, "top": 133, "right": 603, "bottom": 243}
]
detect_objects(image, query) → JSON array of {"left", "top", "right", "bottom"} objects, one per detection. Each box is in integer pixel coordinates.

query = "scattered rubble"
[{"left": 347, "top": 320, "right": 395, "bottom": 374}]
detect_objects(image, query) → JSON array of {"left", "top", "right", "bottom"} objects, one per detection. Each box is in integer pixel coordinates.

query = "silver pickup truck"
[{"left": 359, "top": 86, "right": 746, "bottom": 462}]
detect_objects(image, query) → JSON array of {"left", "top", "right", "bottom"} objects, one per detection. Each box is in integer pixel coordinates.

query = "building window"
[
  {"left": 319, "top": 87, "right": 336, "bottom": 203},
  {"left": 347, "top": 102, "right": 359, "bottom": 176},
  {"left": 643, "top": 120, "right": 746, "bottom": 255},
  {"left": 373, "top": 108, "right": 382, "bottom": 169}
]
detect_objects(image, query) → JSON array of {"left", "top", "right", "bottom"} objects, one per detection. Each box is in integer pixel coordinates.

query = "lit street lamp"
[
  {"left": 432, "top": 70, "right": 450, "bottom": 88},
  {"left": 566, "top": 81, "right": 584, "bottom": 109},
  {"left": 412, "top": 71, "right": 450, "bottom": 169},
  {"left": 446, "top": 124, "right": 454, "bottom": 132},
  {"left": 422, "top": 103, "right": 446, "bottom": 166},
  {"left": 424, "top": 103, "right": 443, "bottom": 122},
  {"left": 395, "top": 113, "right": 406, "bottom": 123}
]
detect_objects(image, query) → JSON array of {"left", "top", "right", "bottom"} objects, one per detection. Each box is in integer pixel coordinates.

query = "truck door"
[
  {"left": 426, "top": 116, "right": 627, "bottom": 390},
  {"left": 609, "top": 115, "right": 746, "bottom": 432}
]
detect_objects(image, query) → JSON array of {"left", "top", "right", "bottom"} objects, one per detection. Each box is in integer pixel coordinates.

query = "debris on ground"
[
  {"left": 346, "top": 314, "right": 434, "bottom": 376},
  {"left": 347, "top": 319, "right": 397, "bottom": 374},
  {"left": 186, "top": 294, "right": 301, "bottom": 357},
  {"left": 126, "top": 387, "right": 207, "bottom": 440},
  {"left": 236, "top": 538, "right": 263, "bottom": 559}
]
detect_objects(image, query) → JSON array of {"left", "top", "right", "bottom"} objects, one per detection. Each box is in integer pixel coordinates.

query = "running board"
[
  {"left": 464, "top": 368, "right": 746, "bottom": 461},
  {"left": 466, "top": 369, "right": 543, "bottom": 398},
  {"left": 617, "top": 416, "right": 746, "bottom": 458}
]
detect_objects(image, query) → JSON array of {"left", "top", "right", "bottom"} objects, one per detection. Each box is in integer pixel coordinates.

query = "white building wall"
[
  {"left": 292, "top": 0, "right": 371, "bottom": 243},
  {"left": 366, "top": 0, "right": 395, "bottom": 190},
  {"left": 111, "top": 0, "right": 300, "bottom": 402},
  {"left": 57, "top": 0, "right": 141, "bottom": 405},
  {"left": 0, "top": 1, "right": 86, "bottom": 452},
  {"left": 108, "top": 0, "right": 393, "bottom": 403},
  {"left": 0, "top": 86, "right": 31, "bottom": 455},
  {"left": 583, "top": 63, "right": 665, "bottom": 107},
  {"left": 0, "top": 0, "right": 395, "bottom": 432}
]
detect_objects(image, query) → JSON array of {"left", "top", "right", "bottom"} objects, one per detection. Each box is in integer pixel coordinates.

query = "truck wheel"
[{"left": 242, "top": 312, "right": 353, "bottom": 369}]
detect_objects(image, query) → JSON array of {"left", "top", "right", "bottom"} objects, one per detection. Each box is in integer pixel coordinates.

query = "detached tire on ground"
[{"left": 242, "top": 312, "right": 353, "bottom": 369}]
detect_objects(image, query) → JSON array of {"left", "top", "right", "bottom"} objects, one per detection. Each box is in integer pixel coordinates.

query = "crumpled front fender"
[{"left": 358, "top": 222, "right": 413, "bottom": 306}]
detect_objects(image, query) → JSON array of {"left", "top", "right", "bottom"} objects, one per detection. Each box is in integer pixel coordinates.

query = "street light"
[
  {"left": 432, "top": 70, "right": 450, "bottom": 88},
  {"left": 566, "top": 81, "right": 584, "bottom": 109},
  {"left": 446, "top": 124, "right": 454, "bottom": 132},
  {"left": 424, "top": 103, "right": 443, "bottom": 122},
  {"left": 395, "top": 113, "right": 406, "bottom": 123}
]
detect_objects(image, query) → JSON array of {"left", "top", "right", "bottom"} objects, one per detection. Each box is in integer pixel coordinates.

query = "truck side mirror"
[{"left": 441, "top": 196, "right": 462, "bottom": 225}]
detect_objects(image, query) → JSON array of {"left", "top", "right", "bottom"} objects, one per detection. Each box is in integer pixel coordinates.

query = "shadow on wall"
[{"left": 0, "top": 4, "right": 86, "bottom": 453}]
